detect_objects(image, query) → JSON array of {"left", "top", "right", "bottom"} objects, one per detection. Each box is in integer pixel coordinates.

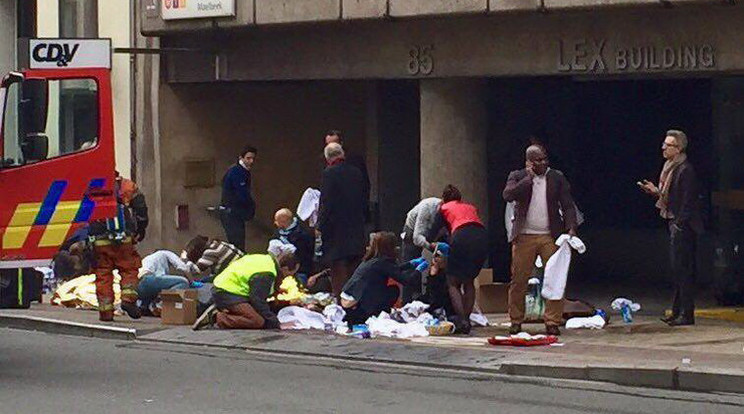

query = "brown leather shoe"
[
  {"left": 545, "top": 325, "right": 561, "bottom": 336},
  {"left": 508, "top": 323, "right": 522, "bottom": 335},
  {"left": 99, "top": 310, "right": 114, "bottom": 322}
]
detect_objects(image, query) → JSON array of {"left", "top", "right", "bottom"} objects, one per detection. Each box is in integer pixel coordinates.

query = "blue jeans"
[{"left": 137, "top": 274, "right": 190, "bottom": 308}]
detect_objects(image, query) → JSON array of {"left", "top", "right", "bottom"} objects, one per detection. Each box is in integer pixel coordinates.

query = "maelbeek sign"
[{"left": 161, "top": 0, "right": 235, "bottom": 20}]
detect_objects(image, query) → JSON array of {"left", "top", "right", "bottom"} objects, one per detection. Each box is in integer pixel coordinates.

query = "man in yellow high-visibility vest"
[{"left": 193, "top": 252, "right": 298, "bottom": 330}]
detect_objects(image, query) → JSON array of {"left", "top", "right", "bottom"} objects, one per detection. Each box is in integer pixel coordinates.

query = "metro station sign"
[{"left": 161, "top": 0, "right": 235, "bottom": 20}]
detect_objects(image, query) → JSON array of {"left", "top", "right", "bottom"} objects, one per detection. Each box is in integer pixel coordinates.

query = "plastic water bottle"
[{"left": 621, "top": 304, "right": 633, "bottom": 323}]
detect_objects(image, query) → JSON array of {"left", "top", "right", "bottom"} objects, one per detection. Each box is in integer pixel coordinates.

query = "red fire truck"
[{"left": 0, "top": 39, "right": 118, "bottom": 306}]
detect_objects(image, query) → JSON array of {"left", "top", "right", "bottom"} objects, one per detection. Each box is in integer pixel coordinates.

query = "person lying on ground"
[
  {"left": 53, "top": 226, "right": 95, "bottom": 281},
  {"left": 340, "top": 232, "right": 427, "bottom": 326},
  {"left": 182, "top": 235, "right": 244, "bottom": 282},
  {"left": 192, "top": 252, "right": 300, "bottom": 330},
  {"left": 137, "top": 250, "right": 196, "bottom": 316},
  {"left": 271, "top": 208, "right": 315, "bottom": 286}
]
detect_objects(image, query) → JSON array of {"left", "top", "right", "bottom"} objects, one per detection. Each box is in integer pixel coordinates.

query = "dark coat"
[
  {"left": 273, "top": 220, "right": 315, "bottom": 275},
  {"left": 318, "top": 161, "right": 366, "bottom": 261},
  {"left": 503, "top": 168, "right": 578, "bottom": 242},
  {"left": 668, "top": 160, "right": 704, "bottom": 234},
  {"left": 342, "top": 258, "right": 419, "bottom": 317},
  {"left": 220, "top": 164, "right": 255, "bottom": 221}
]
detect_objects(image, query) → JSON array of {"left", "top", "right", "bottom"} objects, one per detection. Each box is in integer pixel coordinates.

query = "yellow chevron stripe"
[
  {"left": 2, "top": 203, "right": 41, "bottom": 249},
  {"left": 38, "top": 201, "right": 82, "bottom": 247},
  {"left": 38, "top": 223, "right": 74, "bottom": 247}
]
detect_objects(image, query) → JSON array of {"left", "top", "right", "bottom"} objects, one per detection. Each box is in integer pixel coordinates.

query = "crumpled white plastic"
[
  {"left": 542, "top": 235, "right": 587, "bottom": 300},
  {"left": 611, "top": 298, "right": 641, "bottom": 312},
  {"left": 565, "top": 315, "right": 606, "bottom": 330},
  {"left": 470, "top": 312, "right": 489, "bottom": 327},
  {"left": 267, "top": 239, "right": 297, "bottom": 257},
  {"left": 322, "top": 304, "right": 346, "bottom": 328},
  {"left": 399, "top": 300, "right": 429, "bottom": 322},
  {"left": 365, "top": 312, "right": 429, "bottom": 339}
]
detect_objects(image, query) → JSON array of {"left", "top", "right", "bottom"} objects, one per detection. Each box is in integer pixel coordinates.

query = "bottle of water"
[{"left": 621, "top": 303, "right": 633, "bottom": 323}]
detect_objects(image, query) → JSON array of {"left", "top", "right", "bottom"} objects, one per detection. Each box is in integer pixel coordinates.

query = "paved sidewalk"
[{"left": 3, "top": 303, "right": 744, "bottom": 394}]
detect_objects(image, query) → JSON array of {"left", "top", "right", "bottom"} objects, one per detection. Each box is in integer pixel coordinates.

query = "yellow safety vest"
[{"left": 213, "top": 254, "right": 277, "bottom": 297}]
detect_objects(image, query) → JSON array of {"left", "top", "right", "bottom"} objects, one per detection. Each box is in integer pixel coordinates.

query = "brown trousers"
[
  {"left": 509, "top": 234, "right": 564, "bottom": 326},
  {"left": 215, "top": 302, "right": 265, "bottom": 329},
  {"left": 93, "top": 241, "right": 141, "bottom": 313}
]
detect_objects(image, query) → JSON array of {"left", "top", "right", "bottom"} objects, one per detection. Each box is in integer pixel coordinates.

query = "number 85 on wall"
[{"left": 408, "top": 45, "right": 435, "bottom": 76}]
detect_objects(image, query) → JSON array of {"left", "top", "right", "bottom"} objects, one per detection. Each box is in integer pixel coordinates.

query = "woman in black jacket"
[{"left": 341, "top": 232, "right": 423, "bottom": 325}]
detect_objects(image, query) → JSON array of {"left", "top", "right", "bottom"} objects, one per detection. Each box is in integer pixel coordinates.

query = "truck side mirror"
[
  {"left": 21, "top": 133, "right": 49, "bottom": 162},
  {"left": 20, "top": 79, "right": 48, "bottom": 134}
]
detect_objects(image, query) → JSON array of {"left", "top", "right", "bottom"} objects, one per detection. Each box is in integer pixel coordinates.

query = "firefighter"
[{"left": 89, "top": 173, "right": 148, "bottom": 321}]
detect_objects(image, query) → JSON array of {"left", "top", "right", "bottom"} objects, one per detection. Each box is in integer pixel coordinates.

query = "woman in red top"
[{"left": 439, "top": 185, "right": 489, "bottom": 334}]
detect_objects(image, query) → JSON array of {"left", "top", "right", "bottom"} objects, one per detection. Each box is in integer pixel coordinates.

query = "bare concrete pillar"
[{"left": 420, "top": 78, "right": 488, "bottom": 220}]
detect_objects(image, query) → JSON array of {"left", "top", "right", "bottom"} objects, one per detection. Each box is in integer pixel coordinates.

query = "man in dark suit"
[
  {"left": 503, "top": 144, "right": 578, "bottom": 336},
  {"left": 639, "top": 129, "right": 703, "bottom": 326},
  {"left": 220, "top": 145, "right": 257, "bottom": 252},
  {"left": 318, "top": 143, "right": 367, "bottom": 297},
  {"left": 325, "top": 130, "right": 371, "bottom": 224}
]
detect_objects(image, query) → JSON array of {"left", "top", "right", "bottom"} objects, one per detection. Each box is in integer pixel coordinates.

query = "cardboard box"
[
  {"left": 474, "top": 270, "right": 508, "bottom": 313},
  {"left": 474, "top": 268, "right": 493, "bottom": 289},
  {"left": 476, "top": 283, "right": 509, "bottom": 313},
  {"left": 160, "top": 289, "right": 198, "bottom": 325}
]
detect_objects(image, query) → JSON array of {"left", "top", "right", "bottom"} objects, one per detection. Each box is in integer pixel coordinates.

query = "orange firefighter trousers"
[{"left": 93, "top": 241, "right": 141, "bottom": 316}]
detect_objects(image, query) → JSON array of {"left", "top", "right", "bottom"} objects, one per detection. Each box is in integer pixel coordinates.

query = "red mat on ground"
[{"left": 487, "top": 335, "right": 559, "bottom": 347}]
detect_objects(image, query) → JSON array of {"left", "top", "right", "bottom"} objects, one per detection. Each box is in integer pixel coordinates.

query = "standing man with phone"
[
  {"left": 503, "top": 143, "right": 578, "bottom": 336},
  {"left": 639, "top": 130, "right": 703, "bottom": 326},
  {"left": 220, "top": 145, "right": 257, "bottom": 252}
]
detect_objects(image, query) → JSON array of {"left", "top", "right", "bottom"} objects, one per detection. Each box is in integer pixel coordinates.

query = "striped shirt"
[{"left": 196, "top": 240, "right": 244, "bottom": 277}]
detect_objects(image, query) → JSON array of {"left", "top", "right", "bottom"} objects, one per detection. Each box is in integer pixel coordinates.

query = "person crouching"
[
  {"left": 341, "top": 232, "right": 426, "bottom": 325},
  {"left": 193, "top": 252, "right": 299, "bottom": 330}
]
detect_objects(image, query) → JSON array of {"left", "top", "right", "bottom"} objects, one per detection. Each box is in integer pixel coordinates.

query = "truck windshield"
[{"left": 1, "top": 78, "right": 99, "bottom": 167}]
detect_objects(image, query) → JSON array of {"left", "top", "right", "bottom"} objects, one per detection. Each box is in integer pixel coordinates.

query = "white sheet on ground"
[
  {"left": 278, "top": 304, "right": 349, "bottom": 331},
  {"left": 278, "top": 306, "right": 326, "bottom": 330},
  {"left": 365, "top": 311, "right": 429, "bottom": 339},
  {"left": 470, "top": 312, "right": 489, "bottom": 327},
  {"left": 565, "top": 315, "right": 606, "bottom": 330}
]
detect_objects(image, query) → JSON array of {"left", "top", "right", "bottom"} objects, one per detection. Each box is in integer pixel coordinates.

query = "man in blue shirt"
[{"left": 220, "top": 145, "right": 257, "bottom": 251}]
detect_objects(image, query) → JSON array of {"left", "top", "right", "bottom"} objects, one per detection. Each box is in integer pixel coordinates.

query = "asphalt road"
[{"left": 1, "top": 328, "right": 743, "bottom": 414}]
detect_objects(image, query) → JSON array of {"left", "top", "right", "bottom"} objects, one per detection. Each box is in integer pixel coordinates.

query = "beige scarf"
[{"left": 655, "top": 153, "right": 687, "bottom": 219}]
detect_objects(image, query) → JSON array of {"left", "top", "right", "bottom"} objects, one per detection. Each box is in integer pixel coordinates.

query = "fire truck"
[{"left": 0, "top": 39, "right": 118, "bottom": 307}]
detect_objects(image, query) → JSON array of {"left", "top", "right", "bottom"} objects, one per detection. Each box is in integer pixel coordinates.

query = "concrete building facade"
[{"left": 137, "top": 1, "right": 744, "bottom": 289}]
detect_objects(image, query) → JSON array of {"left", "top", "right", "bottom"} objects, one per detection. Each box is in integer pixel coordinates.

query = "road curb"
[
  {"left": 4, "top": 315, "right": 743, "bottom": 395},
  {"left": 0, "top": 313, "right": 137, "bottom": 340},
  {"left": 137, "top": 334, "right": 744, "bottom": 395}
]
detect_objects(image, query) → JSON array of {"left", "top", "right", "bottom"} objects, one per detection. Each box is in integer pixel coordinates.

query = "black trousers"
[
  {"left": 220, "top": 212, "right": 246, "bottom": 252},
  {"left": 669, "top": 222, "right": 697, "bottom": 320},
  {"left": 400, "top": 226, "right": 425, "bottom": 303}
]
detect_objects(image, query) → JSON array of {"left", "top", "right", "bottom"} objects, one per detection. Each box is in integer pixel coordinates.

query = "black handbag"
[{"left": 0, "top": 268, "right": 42, "bottom": 309}]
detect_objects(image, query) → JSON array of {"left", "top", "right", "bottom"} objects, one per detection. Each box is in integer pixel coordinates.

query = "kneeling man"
[{"left": 193, "top": 252, "right": 299, "bottom": 330}]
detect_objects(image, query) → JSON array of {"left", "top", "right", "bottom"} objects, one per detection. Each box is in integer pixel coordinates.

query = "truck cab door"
[{"left": 0, "top": 69, "right": 117, "bottom": 267}]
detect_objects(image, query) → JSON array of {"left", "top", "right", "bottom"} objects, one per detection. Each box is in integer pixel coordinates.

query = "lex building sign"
[{"left": 161, "top": 0, "right": 235, "bottom": 20}]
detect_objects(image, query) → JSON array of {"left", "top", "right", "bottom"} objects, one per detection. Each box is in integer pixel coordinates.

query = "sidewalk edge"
[{"left": 0, "top": 313, "right": 137, "bottom": 340}]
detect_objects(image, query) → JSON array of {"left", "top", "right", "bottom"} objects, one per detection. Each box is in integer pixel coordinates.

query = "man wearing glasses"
[{"left": 639, "top": 130, "right": 703, "bottom": 326}]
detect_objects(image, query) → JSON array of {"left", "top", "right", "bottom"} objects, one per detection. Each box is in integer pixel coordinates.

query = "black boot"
[{"left": 121, "top": 301, "right": 142, "bottom": 319}]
